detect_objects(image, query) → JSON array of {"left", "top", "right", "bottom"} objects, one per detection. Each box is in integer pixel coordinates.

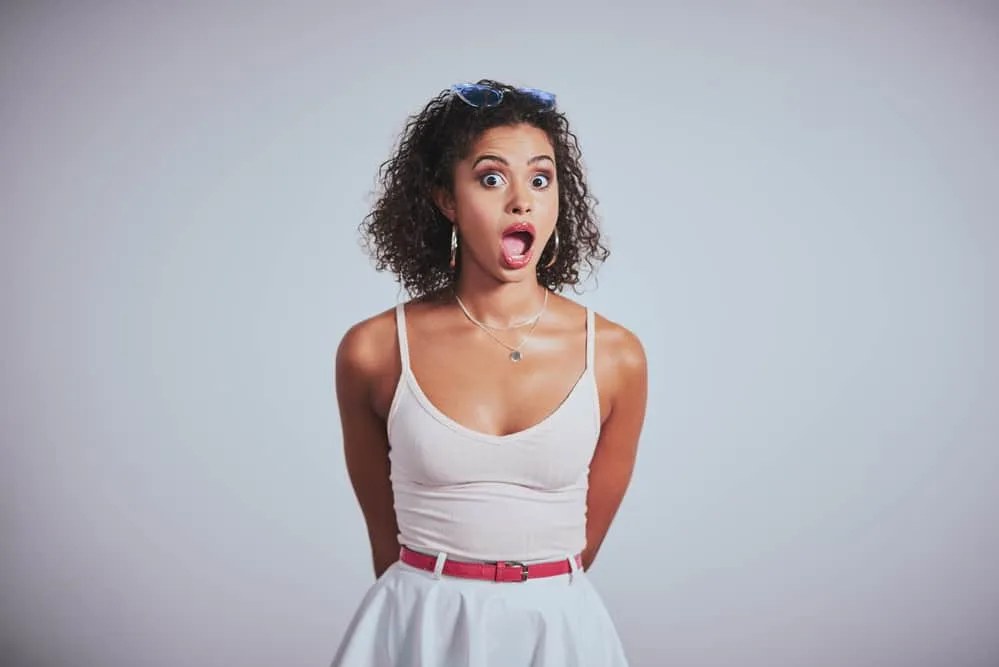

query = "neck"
[{"left": 452, "top": 272, "right": 548, "bottom": 329}]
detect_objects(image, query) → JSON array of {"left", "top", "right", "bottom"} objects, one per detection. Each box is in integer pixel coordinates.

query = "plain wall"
[{"left": 1, "top": 2, "right": 997, "bottom": 666}]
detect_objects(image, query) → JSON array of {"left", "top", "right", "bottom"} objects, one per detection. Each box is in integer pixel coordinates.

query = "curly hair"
[{"left": 359, "top": 79, "right": 609, "bottom": 297}]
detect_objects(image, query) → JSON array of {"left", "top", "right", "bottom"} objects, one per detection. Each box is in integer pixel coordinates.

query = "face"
[{"left": 436, "top": 123, "right": 559, "bottom": 282}]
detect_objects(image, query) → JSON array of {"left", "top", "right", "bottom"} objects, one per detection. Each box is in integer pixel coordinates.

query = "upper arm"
[
  {"left": 335, "top": 319, "right": 400, "bottom": 578},
  {"left": 583, "top": 322, "right": 648, "bottom": 569}
]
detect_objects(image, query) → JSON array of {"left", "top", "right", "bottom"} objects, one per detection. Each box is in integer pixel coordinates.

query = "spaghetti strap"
[
  {"left": 395, "top": 303, "right": 410, "bottom": 371},
  {"left": 585, "top": 308, "right": 595, "bottom": 370}
]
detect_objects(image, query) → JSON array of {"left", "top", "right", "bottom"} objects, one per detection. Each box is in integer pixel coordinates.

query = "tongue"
[{"left": 502, "top": 234, "right": 529, "bottom": 257}]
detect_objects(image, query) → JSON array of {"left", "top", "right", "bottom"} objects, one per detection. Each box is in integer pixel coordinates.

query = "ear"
[{"left": 433, "top": 187, "right": 456, "bottom": 223}]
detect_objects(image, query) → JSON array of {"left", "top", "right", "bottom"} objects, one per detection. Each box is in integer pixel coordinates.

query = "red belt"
[{"left": 399, "top": 546, "right": 581, "bottom": 583}]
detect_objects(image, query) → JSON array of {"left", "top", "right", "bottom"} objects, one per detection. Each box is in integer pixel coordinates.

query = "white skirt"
[{"left": 330, "top": 558, "right": 630, "bottom": 666}]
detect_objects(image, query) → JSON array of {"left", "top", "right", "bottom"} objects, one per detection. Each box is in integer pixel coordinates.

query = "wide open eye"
[
  {"left": 481, "top": 172, "right": 506, "bottom": 187},
  {"left": 531, "top": 174, "right": 550, "bottom": 189}
]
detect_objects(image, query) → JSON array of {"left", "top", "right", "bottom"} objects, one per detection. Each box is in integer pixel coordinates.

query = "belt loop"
[
  {"left": 567, "top": 553, "right": 581, "bottom": 584},
  {"left": 432, "top": 552, "right": 448, "bottom": 579}
]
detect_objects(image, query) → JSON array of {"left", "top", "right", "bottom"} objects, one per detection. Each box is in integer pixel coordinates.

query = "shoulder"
[
  {"left": 548, "top": 294, "right": 646, "bottom": 378},
  {"left": 592, "top": 310, "right": 647, "bottom": 411},
  {"left": 594, "top": 311, "right": 647, "bottom": 376},
  {"left": 335, "top": 306, "right": 399, "bottom": 381}
]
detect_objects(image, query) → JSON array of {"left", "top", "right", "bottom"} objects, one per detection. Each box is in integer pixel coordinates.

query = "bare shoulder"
[
  {"left": 335, "top": 307, "right": 399, "bottom": 404},
  {"left": 589, "top": 310, "right": 648, "bottom": 422},
  {"left": 593, "top": 311, "right": 647, "bottom": 378}
]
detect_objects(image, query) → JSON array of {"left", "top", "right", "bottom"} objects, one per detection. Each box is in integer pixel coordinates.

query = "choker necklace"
[{"left": 454, "top": 290, "right": 549, "bottom": 362}]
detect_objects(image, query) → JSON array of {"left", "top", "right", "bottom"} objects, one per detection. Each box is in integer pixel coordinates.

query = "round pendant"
[{"left": 510, "top": 350, "right": 522, "bottom": 362}]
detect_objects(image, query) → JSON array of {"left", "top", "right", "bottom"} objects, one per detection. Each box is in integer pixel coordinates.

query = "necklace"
[
  {"left": 456, "top": 289, "right": 549, "bottom": 330},
  {"left": 454, "top": 290, "right": 549, "bottom": 362}
]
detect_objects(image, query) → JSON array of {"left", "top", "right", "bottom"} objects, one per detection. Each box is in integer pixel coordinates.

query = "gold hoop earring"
[
  {"left": 449, "top": 225, "right": 458, "bottom": 270},
  {"left": 543, "top": 228, "right": 559, "bottom": 269}
]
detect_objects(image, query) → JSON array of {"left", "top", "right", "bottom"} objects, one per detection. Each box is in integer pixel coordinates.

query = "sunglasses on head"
[{"left": 450, "top": 83, "right": 557, "bottom": 111}]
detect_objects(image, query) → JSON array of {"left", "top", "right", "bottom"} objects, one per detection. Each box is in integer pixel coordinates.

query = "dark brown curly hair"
[{"left": 359, "top": 79, "right": 608, "bottom": 297}]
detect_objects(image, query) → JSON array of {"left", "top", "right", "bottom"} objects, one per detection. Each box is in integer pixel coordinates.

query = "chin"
[
  {"left": 480, "top": 264, "right": 537, "bottom": 285},
  {"left": 498, "top": 269, "right": 536, "bottom": 283}
]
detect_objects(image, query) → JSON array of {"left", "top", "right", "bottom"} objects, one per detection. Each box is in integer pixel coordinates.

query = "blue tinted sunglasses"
[{"left": 450, "top": 83, "right": 557, "bottom": 110}]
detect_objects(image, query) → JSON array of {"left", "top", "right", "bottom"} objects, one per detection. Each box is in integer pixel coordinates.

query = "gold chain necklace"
[{"left": 454, "top": 290, "right": 549, "bottom": 362}]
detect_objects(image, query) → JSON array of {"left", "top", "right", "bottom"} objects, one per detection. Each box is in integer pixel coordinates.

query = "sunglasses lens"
[
  {"left": 518, "top": 88, "right": 557, "bottom": 109},
  {"left": 453, "top": 84, "right": 503, "bottom": 107}
]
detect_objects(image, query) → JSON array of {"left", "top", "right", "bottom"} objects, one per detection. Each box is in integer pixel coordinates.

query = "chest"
[
  {"left": 388, "top": 367, "right": 600, "bottom": 489},
  {"left": 408, "top": 327, "right": 588, "bottom": 438}
]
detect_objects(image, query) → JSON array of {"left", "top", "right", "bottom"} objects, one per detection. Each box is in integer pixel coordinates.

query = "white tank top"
[{"left": 386, "top": 303, "right": 601, "bottom": 562}]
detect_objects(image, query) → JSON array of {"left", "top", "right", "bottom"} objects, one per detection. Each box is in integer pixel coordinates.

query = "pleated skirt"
[{"left": 330, "top": 558, "right": 630, "bottom": 666}]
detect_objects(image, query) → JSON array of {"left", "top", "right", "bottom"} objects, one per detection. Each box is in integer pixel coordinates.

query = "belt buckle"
[{"left": 496, "top": 560, "right": 529, "bottom": 582}]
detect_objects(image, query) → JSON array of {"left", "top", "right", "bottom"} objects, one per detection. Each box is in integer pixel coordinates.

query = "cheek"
[
  {"left": 541, "top": 189, "right": 559, "bottom": 218},
  {"left": 455, "top": 187, "right": 499, "bottom": 222}
]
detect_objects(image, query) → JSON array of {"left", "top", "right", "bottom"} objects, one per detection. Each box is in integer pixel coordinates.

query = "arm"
[
  {"left": 582, "top": 325, "right": 648, "bottom": 571},
  {"left": 335, "top": 322, "right": 400, "bottom": 579}
]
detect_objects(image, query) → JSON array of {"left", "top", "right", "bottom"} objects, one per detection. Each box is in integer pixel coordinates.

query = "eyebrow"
[{"left": 471, "top": 153, "right": 555, "bottom": 168}]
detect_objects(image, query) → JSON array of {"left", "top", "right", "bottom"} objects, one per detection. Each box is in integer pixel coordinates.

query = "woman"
[{"left": 332, "top": 80, "right": 648, "bottom": 666}]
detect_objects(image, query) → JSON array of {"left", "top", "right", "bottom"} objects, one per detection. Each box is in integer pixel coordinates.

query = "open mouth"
[{"left": 501, "top": 223, "right": 536, "bottom": 260}]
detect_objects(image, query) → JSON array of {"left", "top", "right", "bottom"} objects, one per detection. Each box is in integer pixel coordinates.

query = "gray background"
[{"left": 2, "top": 2, "right": 997, "bottom": 666}]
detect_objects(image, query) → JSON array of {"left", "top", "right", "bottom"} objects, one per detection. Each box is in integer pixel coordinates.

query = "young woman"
[{"left": 331, "top": 80, "right": 648, "bottom": 666}]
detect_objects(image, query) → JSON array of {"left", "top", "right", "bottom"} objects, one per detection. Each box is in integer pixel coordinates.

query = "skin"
[{"left": 336, "top": 123, "right": 648, "bottom": 578}]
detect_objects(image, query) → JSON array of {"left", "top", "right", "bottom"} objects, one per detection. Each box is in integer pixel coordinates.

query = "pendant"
[{"left": 510, "top": 350, "right": 522, "bottom": 362}]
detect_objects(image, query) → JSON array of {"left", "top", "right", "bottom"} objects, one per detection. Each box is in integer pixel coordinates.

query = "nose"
[{"left": 507, "top": 181, "right": 533, "bottom": 216}]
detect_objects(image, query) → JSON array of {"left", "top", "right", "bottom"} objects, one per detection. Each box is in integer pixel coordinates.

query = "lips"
[{"left": 500, "top": 222, "right": 536, "bottom": 269}]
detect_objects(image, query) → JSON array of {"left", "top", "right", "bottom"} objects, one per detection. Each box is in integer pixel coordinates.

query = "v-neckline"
[
  {"left": 391, "top": 301, "right": 594, "bottom": 444},
  {"left": 401, "top": 365, "right": 590, "bottom": 444}
]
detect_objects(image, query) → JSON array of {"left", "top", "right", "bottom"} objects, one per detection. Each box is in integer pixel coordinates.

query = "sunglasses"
[{"left": 450, "top": 83, "right": 557, "bottom": 111}]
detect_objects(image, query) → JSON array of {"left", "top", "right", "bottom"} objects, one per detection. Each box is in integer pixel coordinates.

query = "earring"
[
  {"left": 449, "top": 225, "right": 458, "bottom": 270},
  {"left": 543, "top": 228, "right": 559, "bottom": 269}
]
